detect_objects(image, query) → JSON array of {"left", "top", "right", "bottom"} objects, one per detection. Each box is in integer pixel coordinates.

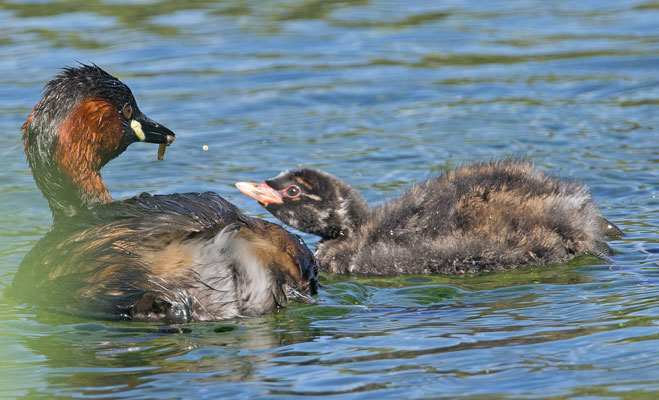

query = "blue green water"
[{"left": 0, "top": 0, "right": 658, "bottom": 398}]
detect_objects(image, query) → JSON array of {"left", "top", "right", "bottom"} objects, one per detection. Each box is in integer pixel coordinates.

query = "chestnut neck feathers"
[{"left": 23, "top": 64, "right": 171, "bottom": 222}]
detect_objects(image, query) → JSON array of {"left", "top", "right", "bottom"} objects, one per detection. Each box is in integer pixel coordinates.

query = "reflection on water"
[{"left": 0, "top": 0, "right": 658, "bottom": 398}]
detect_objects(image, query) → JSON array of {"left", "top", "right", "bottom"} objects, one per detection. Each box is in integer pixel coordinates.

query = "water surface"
[{"left": 0, "top": 0, "right": 658, "bottom": 398}]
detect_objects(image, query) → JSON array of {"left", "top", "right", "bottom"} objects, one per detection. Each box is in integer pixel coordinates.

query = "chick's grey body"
[{"left": 241, "top": 160, "right": 621, "bottom": 275}]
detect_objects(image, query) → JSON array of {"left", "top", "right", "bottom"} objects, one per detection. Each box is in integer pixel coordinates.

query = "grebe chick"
[
  {"left": 237, "top": 160, "right": 622, "bottom": 275},
  {"left": 11, "top": 65, "right": 317, "bottom": 322}
]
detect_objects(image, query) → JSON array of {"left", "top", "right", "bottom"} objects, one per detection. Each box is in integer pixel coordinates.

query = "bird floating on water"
[
  {"left": 11, "top": 64, "right": 317, "bottom": 322},
  {"left": 237, "top": 160, "right": 622, "bottom": 275}
]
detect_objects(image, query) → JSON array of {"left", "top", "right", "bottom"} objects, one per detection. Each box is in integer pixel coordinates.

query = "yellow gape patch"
[{"left": 130, "top": 120, "right": 145, "bottom": 141}]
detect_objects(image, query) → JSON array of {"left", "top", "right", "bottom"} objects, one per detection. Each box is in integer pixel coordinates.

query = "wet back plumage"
[{"left": 13, "top": 192, "right": 317, "bottom": 322}]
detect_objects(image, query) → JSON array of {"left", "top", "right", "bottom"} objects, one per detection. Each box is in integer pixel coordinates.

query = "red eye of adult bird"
[
  {"left": 122, "top": 103, "right": 133, "bottom": 119},
  {"left": 11, "top": 64, "right": 318, "bottom": 323}
]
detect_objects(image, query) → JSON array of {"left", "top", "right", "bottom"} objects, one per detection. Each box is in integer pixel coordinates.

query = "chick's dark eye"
[
  {"left": 286, "top": 185, "right": 301, "bottom": 197},
  {"left": 122, "top": 104, "right": 133, "bottom": 119}
]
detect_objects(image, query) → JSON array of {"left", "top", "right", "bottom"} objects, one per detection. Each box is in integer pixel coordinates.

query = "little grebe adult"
[
  {"left": 11, "top": 65, "right": 317, "bottom": 322},
  {"left": 237, "top": 161, "right": 622, "bottom": 275}
]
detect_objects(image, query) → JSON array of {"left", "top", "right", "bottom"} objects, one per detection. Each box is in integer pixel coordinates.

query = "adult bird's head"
[{"left": 23, "top": 64, "right": 176, "bottom": 222}]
